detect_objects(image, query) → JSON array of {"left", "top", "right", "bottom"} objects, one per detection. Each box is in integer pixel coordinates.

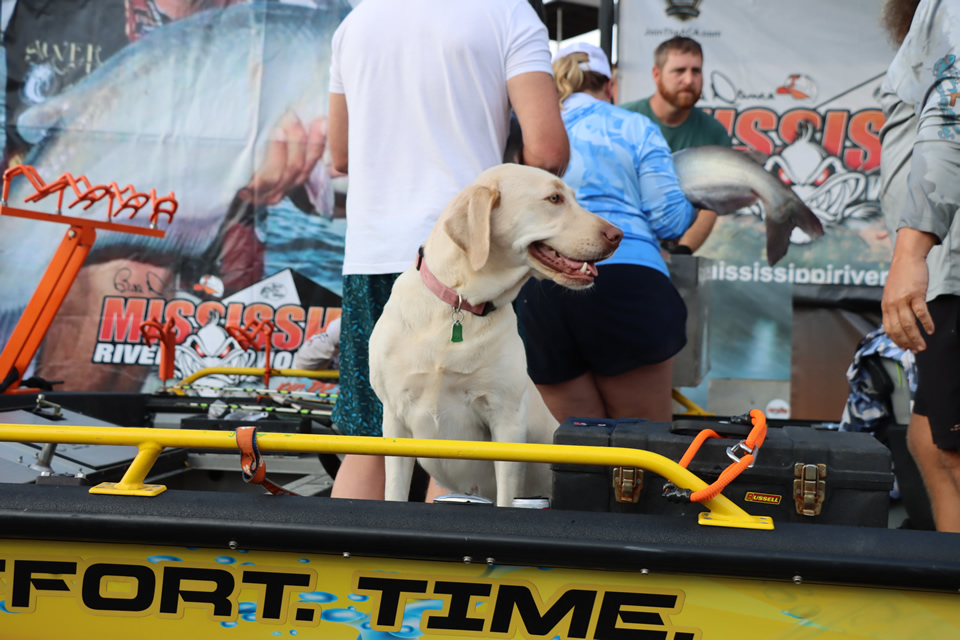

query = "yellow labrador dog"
[{"left": 369, "top": 164, "right": 622, "bottom": 506}]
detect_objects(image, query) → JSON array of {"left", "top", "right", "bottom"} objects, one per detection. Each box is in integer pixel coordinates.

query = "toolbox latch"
[
  {"left": 793, "top": 463, "right": 826, "bottom": 516},
  {"left": 613, "top": 467, "right": 643, "bottom": 503}
]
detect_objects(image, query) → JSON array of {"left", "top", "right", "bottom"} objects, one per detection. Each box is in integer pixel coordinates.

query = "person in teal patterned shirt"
[
  {"left": 621, "top": 36, "right": 731, "bottom": 253},
  {"left": 516, "top": 43, "right": 696, "bottom": 423}
]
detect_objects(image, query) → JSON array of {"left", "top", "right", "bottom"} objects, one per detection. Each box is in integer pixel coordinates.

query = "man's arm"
[
  {"left": 677, "top": 116, "right": 731, "bottom": 251},
  {"left": 328, "top": 92, "right": 349, "bottom": 174},
  {"left": 506, "top": 72, "right": 569, "bottom": 176},
  {"left": 882, "top": 227, "right": 938, "bottom": 352},
  {"left": 676, "top": 209, "right": 717, "bottom": 253}
]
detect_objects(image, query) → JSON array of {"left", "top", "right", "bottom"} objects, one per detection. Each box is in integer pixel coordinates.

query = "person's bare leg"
[
  {"left": 907, "top": 413, "right": 960, "bottom": 532},
  {"left": 939, "top": 448, "right": 960, "bottom": 533},
  {"left": 595, "top": 358, "right": 674, "bottom": 422},
  {"left": 425, "top": 477, "right": 452, "bottom": 502},
  {"left": 331, "top": 454, "right": 385, "bottom": 500},
  {"left": 535, "top": 371, "right": 609, "bottom": 422}
]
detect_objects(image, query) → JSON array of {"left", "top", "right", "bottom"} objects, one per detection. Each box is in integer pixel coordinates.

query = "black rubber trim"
[{"left": 0, "top": 484, "right": 956, "bottom": 593}]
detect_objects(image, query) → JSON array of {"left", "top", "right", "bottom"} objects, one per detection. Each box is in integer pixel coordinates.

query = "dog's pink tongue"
[
  {"left": 557, "top": 253, "right": 597, "bottom": 277},
  {"left": 559, "top": 254, "right": 597, "bottom": 275}
]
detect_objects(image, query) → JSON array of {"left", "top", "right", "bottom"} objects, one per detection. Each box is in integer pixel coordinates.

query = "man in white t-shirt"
[{"left": 327, "top": 0, "right": 569, "bottom": 500}]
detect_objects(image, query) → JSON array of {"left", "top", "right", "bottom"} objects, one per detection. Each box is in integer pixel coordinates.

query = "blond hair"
[{"left": 552, "top": 52, "right": 609, "bottom": 107}]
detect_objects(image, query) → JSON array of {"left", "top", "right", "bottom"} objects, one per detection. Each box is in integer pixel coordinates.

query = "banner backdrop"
[
  {"left": 1, "top": 1, "right": 349, "bottom": 393},
  {"left": 618, "top": 0, "right": 896, "bottom": 414},
  {"left": 618, "top": 0, "right": 894, "bottom": 290}
]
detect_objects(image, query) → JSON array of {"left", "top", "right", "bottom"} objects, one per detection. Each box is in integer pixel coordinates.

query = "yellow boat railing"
[{"left": 0, "top": 423, "right": 772, "bottom": 531}]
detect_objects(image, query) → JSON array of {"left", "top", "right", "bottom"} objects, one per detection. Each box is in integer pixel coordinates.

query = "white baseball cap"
[{"left": 552, "top": 42, "right": 612, "bottom": 79}]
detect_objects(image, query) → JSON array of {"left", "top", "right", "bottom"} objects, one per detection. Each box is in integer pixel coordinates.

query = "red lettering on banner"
[
  {"left": 778, "top": 109, "right": 821, "bottom": 145},
  {"left": 305, "top": 307, "right": 326, "bottom": 340},
  {"left": 734, "top": 108, "right": 777, "bottom": 156},
  {"left": 163, "top": 300, "right": 195, "bottom": 345},
  {"left": 308, "top": 380, "right": 337, "bottom": 394},
  {"left": 820, "top": 110, "right": 850, "bottom": 158},
  {"left": 98, "top": 297, "right": 148, "bottom": 342},
  {"left": 225, "top": 302, "right": 244, "bottom": 329},
  {"left": 95, "top": 296, "right": 324, "bottom": 352},
  {"left": 146, "top": 298, "right": 165, "bottom": 323},
  {"left": 846, "top": 110, "right": 883, "bottom": 172},
  {"left": 273, "top": 305, "right": 305, "bottom": 351},
  {"left": 707, "top": 108, "right": 736, "bottom": 138},
  {"left": 196, "top": 301, "right": 226, "bottom": 328},
  {"left": 242, "top": 303, "right": 275, "bottom": 348}
]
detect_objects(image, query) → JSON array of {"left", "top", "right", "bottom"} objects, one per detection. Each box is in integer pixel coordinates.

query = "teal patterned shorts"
[{"left": 331, "top": 272, "right": 400, "bottom": 436}]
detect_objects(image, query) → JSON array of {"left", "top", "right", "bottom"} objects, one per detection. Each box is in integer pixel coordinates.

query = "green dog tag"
[{"left": 451, "top": 322, "right": 463, "bottom": 343}]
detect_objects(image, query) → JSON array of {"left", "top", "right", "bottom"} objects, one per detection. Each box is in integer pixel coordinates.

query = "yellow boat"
[{"left": 0, "top": 388, "right": 956, "bottom": 640}]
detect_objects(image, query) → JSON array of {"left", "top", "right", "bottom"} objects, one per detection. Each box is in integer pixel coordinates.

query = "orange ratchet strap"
[
  {"left": 664, "top": 409, "right": 768, "bottom": 504},
  {"left": 236, "top": 426, "right": 300, "bottom": 496}
]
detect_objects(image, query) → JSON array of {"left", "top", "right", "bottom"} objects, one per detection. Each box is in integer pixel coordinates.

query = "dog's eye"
[{"left": 547, "top": 193, "right": 563, "bottom": 204}]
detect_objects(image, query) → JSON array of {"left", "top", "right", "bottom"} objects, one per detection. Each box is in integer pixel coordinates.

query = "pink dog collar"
[{"left": 416, "top": 248, "right": 495, "bottom": 317}]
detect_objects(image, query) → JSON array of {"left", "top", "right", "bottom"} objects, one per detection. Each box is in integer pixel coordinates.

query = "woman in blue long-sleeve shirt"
[{"left": 516, "top": 43, "right": 697, "bottom": 423}]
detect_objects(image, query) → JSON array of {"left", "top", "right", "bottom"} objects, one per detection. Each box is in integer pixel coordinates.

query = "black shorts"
[
  {"left": 516, "top": 264, "right": 687, "bottom": 385},
  {"left": 913, "top": 294, "right": 960, "bottom": 450}
]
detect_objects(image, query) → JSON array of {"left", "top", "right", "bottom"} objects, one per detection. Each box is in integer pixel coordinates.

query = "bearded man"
[{"left": 621, "top": 36, "right": 730, "bottom": 252}]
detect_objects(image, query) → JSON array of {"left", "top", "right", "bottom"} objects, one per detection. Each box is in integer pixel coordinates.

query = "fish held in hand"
[{"left": 672, "top": 145, "right": 824, "bottom": 266}]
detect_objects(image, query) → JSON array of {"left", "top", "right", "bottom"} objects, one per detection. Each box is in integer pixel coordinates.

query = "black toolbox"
[{"left": 552, "top": 417, "right": 894, "bottom": 527}]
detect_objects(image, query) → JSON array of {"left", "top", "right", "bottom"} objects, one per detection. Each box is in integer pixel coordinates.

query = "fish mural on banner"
[{"left": 0, "top": 1, "right": 351, "bottom": 390}]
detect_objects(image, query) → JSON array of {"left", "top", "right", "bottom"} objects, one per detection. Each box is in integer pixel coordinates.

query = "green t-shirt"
[{"left": 619, "top": 97, "right": 731, "bottom": 152}]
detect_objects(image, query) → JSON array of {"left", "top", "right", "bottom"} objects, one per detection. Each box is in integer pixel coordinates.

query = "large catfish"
[
  {"left": 0, "top": 1, "right": 348, "bottom": 343},
  {"left": 672, "top": 145, "right": 825, "bottom": 266}
]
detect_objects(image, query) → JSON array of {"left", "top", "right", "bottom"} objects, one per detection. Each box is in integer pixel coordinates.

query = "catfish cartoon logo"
[
  {"left": 707, "top": 100, "right": 883, "bottom": 246},
  {"left": 173, "top": 311, "right": 258, "bottom": 388},
  {"left": 91, "top": 269, "right": 341, "bottom": 387},
  {"left": 756, "top": 120, "right": 880, "bottom": 243}
]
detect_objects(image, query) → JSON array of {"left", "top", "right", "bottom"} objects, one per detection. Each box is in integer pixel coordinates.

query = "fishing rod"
[
  {"left": 170, "top": 383, "right": 338, "bottom": 400},
  {"left": 179, "top": 401, "right": 332, "bottom": 417}
]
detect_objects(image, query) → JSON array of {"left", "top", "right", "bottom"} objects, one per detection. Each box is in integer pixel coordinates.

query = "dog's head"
[{"left": 441, "top": 164, "right": 622, "bottom": 289}]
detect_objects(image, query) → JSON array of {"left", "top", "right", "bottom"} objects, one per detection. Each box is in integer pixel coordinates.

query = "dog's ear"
[{"left": 444, "top": 184, "right": 499, "bottom": 271}]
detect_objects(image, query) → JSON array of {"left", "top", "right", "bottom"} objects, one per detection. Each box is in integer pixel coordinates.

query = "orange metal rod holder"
[
  {"left": 225, "top": 320, "right": 277, "bottom": 387},
  {"left": 0, "top": 206, "right": 166, "bottom": 394},
  {"left": 0, "top": 165, "right": 175, "bottom": 394},
  {"left": 140, "top": 316, "right": 178, "bottom": 389}
]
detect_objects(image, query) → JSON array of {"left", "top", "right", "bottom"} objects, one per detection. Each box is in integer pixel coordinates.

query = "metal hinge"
[
  {"left": 793, "top": 463, "right": 826, "bottom": 516},
  {"left": 613, "top": 467, "right": 643, "bottom": 503}
]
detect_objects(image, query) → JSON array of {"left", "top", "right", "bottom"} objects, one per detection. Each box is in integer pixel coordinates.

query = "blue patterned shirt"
[{"left": 560, "top": 92, "right": 696, "bottom": 275}]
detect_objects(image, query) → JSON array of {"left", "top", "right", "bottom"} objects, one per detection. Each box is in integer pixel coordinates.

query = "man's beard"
[
  {"left": 881, "top": 0, "right": 921, "bottom": 46},
  {"left": 659, "top": 83, "right": 700, "bottom": 109}
]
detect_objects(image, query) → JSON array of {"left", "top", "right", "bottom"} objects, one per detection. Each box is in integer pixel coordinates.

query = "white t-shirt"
[{"left": 329, "top": 0, "right": 552, "bottom": 275}]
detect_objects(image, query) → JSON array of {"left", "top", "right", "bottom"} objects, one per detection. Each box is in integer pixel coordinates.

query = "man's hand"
[
  {"left": 241, "top": 112, "right": 327, "bottom": 205},
  {"left": 881, "top": 228, "right": 938, "bottom": 352}
]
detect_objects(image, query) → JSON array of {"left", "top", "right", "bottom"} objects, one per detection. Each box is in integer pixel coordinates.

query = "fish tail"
[
  {"left": 765, "top": 200, "right": 824, "bottom": 266},
  {"left": 764, "top": 216, "right": 794, "bottom": 267}
]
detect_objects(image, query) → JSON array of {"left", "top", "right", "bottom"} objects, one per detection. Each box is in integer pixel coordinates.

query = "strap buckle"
[
  {"left": 236, "top": 426, "right": 300, "bottom": 496},
  {"left": 726, "top": 441, "right": 756, "bottom": 469}
]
